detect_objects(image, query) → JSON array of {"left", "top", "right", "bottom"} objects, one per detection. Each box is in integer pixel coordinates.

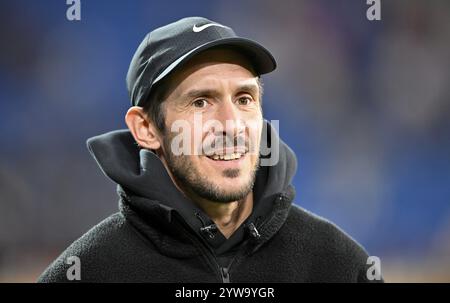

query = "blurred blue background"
[{"left": 1, "top": 0, "right": 449, "bottom": 282}]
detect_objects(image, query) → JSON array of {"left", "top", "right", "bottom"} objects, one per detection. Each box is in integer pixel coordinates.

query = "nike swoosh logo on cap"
[{"left": 192, "top": 23, "right": 229, "bottom": 32}]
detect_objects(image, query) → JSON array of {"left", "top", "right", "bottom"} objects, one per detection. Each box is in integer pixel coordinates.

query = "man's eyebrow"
[
  {"left": 184, "top": 88, "right": 219, "bottom": 99},
  {"left": 183, "top": 84, "right": 260, "bottom": 99},
  {"left": 236, "top": 84, "right": 259, "bottom": 96}
]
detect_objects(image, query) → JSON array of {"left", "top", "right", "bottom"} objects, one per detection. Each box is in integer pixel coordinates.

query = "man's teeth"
[{"left": 210, "top": 153, "right": 243, "bottom": 161}]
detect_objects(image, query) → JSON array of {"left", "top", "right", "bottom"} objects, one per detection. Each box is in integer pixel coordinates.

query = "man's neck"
[{"left": 195, "top": 192, "right": 253, "bottom": 239}]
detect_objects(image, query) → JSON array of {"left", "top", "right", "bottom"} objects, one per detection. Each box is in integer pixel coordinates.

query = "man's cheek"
[
  {"left": 166, "top": 118, "right": 200, "bottom": 156},
  {"left": 247, "top": 120, "right": 263, "bottom": 155}
]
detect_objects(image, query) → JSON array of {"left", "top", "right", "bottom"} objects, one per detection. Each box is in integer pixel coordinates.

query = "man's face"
[{"left": 157, "top": 48, "right": 263, "bottom": 203}]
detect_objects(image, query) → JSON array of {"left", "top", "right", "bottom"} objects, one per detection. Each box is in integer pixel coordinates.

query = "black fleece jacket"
[{"left": 38, "top": 121, "right": 380, "bottom": 283}]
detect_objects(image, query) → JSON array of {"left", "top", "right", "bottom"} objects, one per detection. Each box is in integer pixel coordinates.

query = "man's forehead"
[
  {"left": 167, "top": 50, "right": 258, "bottom": 95},
  {"left": 184, "top": 79, "right": 259, "bottom": 96},
  {"left": 155, "top": 47, "right": 259, "bottom": 103},
  {"left": 174, "top": 74, "right": 259, "bottom": 99}
]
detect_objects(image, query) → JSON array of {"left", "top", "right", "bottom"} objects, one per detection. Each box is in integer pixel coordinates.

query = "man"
[{"left": 39, "top": 17, "right": 381, "bottom": 282}]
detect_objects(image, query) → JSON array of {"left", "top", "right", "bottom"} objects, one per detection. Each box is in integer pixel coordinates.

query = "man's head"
[{"left": 125, "top": 17, "right": 276, "bottom": 204}]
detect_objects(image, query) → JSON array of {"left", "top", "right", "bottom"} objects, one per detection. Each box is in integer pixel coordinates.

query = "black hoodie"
[{"left": 38, "top": 121, "right": 380, "bottom": 283}]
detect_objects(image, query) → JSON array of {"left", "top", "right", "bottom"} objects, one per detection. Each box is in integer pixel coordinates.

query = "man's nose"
[{"left": 215, "top": 99, "right": 245, "bottom": 135}]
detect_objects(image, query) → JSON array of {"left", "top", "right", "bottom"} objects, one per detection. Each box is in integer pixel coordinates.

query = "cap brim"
[{"left": 152, "top": 37, "right": 277, "bottom": 85}]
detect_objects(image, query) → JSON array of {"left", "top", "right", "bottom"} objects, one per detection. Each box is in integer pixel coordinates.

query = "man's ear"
[{"left": 125, "top": 106, "right": 162, "bottom": 150}]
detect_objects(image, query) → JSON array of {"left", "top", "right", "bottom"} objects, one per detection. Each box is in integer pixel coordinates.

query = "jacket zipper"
[
  {"left": 220, "top": 267, "right": 230, "bottom": 283},
  {"left": 172, "top": 214, "right": 235, "bottom": 282},
  {"left": 171, "top": 193, "right": 289, "bottom": 283},
  {"left": 217, "top": 235, "right": 256, "bottom": 283}
]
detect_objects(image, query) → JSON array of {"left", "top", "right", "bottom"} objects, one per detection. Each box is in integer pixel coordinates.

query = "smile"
[{"left": 207, "top": 152, "right": 245, "bottom": 161}]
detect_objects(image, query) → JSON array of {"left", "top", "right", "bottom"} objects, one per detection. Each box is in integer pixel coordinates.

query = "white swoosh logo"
[{"left": 192, "top": 23, "right": 228, "bottom": 32}]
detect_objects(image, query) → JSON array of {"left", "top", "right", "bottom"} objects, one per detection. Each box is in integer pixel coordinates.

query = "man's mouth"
[
  {"left": 206, "top": 152, "right": 246, "bottom": 161},
  {"left": 205, "top": 146, "right": 248, "bottom": 161}
]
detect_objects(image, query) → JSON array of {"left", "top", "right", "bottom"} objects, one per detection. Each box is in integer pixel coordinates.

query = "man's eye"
[
  {"left": 192, "top": 99, "right": 208, "bottom": 108},
  {"left": 237, "top": 97, "right": 252, "bottom": 105}
]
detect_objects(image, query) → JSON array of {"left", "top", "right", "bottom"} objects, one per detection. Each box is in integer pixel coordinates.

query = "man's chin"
[
  {"left": 222, "top": 168, "right": 241, "bottom": 178},
  {"left": 210, "top": 180, "right": 252, "bottom": 196},
  {"left": 203, "top": 188, "right": 252, "bottom": 203}
]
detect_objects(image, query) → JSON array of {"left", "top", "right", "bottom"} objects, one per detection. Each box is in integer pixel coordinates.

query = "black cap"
[{"left": 126, "top": 16, "right": 277, "bottom": 107}]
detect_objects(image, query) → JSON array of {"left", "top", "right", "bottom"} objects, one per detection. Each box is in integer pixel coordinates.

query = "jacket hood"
[{"left": 86, "top": 120, "right": 297, "bottom": 257}]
